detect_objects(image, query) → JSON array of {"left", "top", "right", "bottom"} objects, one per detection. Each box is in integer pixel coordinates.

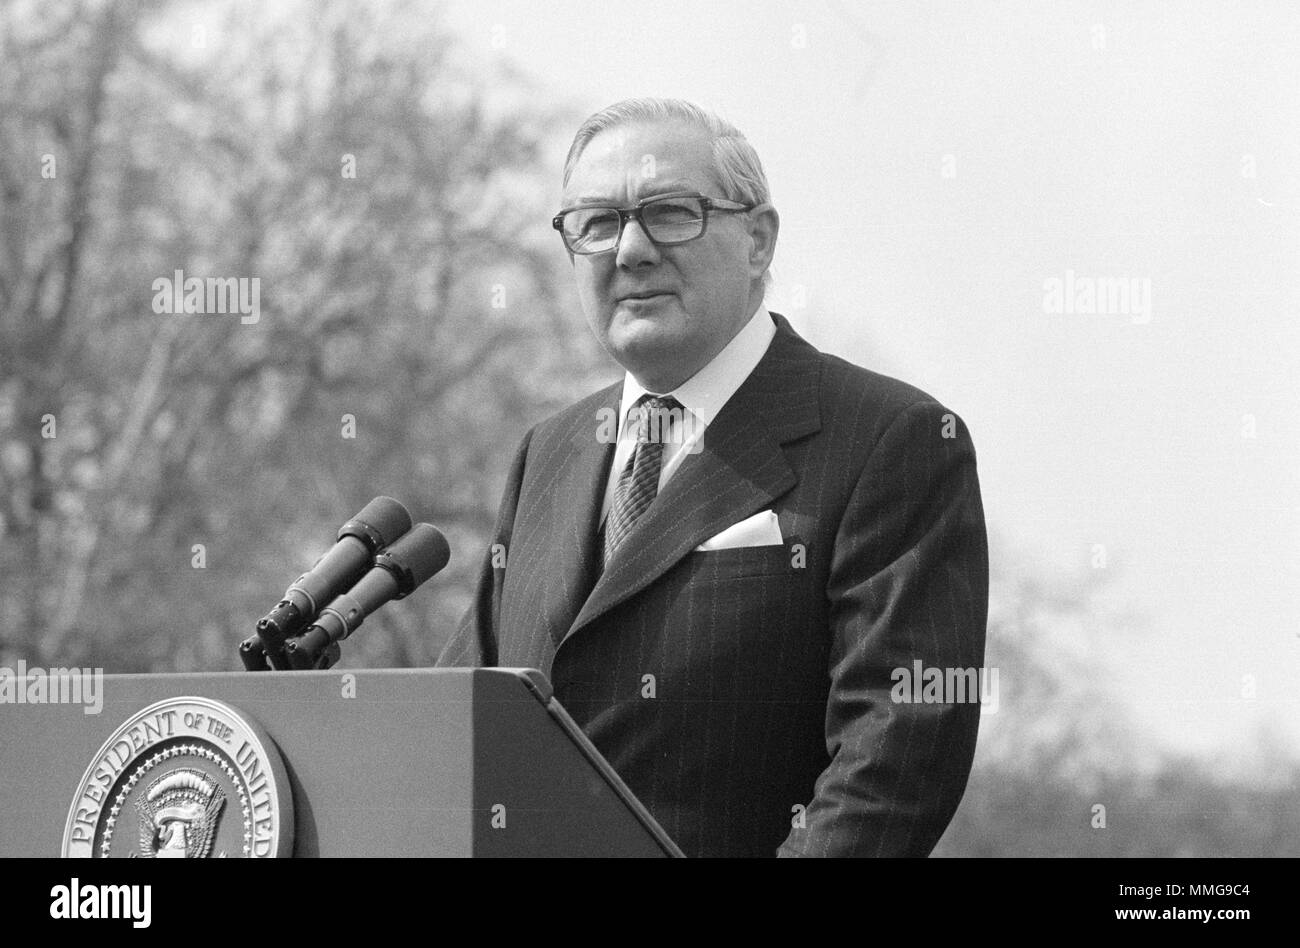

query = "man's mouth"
[{"left": 618, "top": 291, "right": 672, "bottom": 302}]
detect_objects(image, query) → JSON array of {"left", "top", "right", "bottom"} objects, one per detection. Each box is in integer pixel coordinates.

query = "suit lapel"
[
  {"left": 536, "top": 382, "right": 620, "bottom": 647},
  {"left": 562, "top": 313, "right": 823, "bottom": 646}
]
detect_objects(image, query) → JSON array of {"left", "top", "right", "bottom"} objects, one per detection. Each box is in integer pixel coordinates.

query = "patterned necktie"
[{"left": 603, "top": 395, "right": 683, "bottom": 566}]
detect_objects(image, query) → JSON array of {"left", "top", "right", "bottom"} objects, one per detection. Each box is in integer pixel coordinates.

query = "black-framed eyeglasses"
[{"left": 551, "top": 191, "right": 754, "bottom": 255}]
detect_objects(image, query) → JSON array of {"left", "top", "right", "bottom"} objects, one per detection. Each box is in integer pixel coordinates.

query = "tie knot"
[{"left": 633, "top": 395, "right": 683, "bottom": 445}]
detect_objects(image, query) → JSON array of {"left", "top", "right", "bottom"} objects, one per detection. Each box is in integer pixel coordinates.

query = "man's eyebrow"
[{"left": 570, "top": 184, "right": 699, "bottom": 206}]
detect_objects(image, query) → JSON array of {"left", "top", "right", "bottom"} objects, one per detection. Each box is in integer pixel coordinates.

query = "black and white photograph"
[{"left": 0, "top": 0, "right": 1295, "bottom": 920}]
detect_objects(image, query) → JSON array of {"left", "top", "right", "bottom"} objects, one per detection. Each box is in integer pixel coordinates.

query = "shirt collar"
[{"left": 618, "top": 301, "right": 776, "bottom": 431}]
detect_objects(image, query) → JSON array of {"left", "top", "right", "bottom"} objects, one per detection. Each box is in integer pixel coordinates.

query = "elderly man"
[{"left": 438, "top": 98, "right": 988, "bottom": 858}]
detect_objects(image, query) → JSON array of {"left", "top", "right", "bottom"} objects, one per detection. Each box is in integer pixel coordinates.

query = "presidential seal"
[{"left": 62, "top": 697, "right": 293, "bottom": 858}]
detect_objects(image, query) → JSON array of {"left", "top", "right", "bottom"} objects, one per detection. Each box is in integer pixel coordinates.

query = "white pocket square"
[{"left": 694, "top": 510, "right": 783, "bottom": 551}]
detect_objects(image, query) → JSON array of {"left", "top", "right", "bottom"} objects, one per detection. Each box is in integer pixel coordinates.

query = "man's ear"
[{"left": 746, "top": 203, "right": 780, "bottom": 281}]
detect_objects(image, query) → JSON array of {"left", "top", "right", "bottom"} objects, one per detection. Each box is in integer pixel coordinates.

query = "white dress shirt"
[{"left": 600, "top": 302, "right": 777, "bottom": 524}]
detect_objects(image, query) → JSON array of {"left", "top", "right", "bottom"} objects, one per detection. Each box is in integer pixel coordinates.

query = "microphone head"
[
  {"left": 338, "top": 496, "right": 412, "bottom": 552},
  {"left": 374, "top": 523, "right": 451, "bottom": 597}
]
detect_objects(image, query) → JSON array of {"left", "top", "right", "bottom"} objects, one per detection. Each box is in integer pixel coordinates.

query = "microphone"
[
  {"left": 253, "top": 497, "right": 412, "bottom": 669},
  {"left": 284, "top": 523, "right": 450, "bottom": 669}
]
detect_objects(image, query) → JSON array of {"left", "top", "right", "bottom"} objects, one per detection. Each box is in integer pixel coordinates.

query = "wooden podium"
[{"left": 0, "top": 667, "right": 681, "bottom": 857}]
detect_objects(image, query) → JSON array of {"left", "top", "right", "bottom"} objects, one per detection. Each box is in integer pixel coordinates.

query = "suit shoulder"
[
  {"left": 771, "top": 314, "right": 948, "bottom": 425},
  {"left": 814, "top": 351, "right": 956, "bottom": 435},
  {"left": 809, "top": 351, "right": 980, "bottom": 486},
  {"left": 818, "top": 351, "right": 937, "bottom": 407}
]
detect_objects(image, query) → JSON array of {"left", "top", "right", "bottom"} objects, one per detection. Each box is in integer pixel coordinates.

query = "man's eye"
[
  {"left": 577, "top": 211, "right": 619, "bottom": 236},
  {"left": 645, "top": 201, "right": 701, "bottom": 225}
]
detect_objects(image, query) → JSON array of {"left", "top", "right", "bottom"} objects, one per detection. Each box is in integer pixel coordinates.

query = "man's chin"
[{"left": 606, "top": 315, "right": 688, "bottom": 375}]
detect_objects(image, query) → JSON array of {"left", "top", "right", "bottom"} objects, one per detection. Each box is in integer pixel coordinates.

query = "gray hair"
[{"left": 562, "top": 98, "right": 775, "bottom": 290}]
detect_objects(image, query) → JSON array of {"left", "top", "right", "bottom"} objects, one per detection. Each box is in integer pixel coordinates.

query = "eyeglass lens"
[{"left": 562, "top": 196, "right": 706, "bottom": 252}]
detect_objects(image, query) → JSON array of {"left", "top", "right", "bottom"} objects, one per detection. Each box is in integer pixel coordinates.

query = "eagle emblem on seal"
[{"left": 135, "top": 768, "right": 227, "bottom": 858}]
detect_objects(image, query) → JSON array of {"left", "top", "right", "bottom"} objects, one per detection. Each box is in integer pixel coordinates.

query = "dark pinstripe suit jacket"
[{"left": 437, "top": 311, "right": 988, "bottom": 857}]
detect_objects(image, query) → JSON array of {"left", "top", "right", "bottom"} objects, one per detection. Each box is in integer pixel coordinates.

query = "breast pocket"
[{"left": 685, "top": 544, "right": 795, "bottom": 581}]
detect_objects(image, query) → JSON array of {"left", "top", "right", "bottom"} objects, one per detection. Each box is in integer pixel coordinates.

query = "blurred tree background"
[
  {"left": 0, "top": 0, "right": 610, "bottom": 672},
  {"left": 1, "top": 0, "right": 1293, "bottom": 855},
  {"left": 935, "top": 544, "right": 1300, "bottom": 856}
]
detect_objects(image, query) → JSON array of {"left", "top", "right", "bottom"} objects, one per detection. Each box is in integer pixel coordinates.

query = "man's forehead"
[{"left": 564, "top": 121, "right": 718, "bottom": 202}]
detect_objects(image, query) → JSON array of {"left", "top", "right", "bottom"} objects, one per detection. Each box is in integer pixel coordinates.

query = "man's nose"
[{"left": 615, "top": 216, "right": 660, "bottom": 269}]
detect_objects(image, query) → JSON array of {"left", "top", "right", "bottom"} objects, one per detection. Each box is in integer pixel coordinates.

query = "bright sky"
[{"left": 441, "top": 0, "right": 1300, "bottom": 764}]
